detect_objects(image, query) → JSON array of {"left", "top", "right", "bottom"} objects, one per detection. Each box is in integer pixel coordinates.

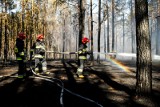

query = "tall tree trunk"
[
  {"left": 111, "top": 0, "right": 115, "bottom": 52},
  {"left": 36, "top": 0, "right": 39, "bottom": 34},
  {"left": 78, "top": 0, "right": 86, "bottom": 46},
  {"left": 131, "top": 0, "right": 135, "bottom": 53},
  {"left": 90, "top": 0, "right": 94, "bottom": 63},
  {"left": 10, "top": 12, "right": 14, "bottom": 59},
  {"left": 103, "top": 0, "right": 107, "bottom": 59},
  {"left": 22, "top": 0, "right": 25, "bottom": 32},
  {"left": 97, "top": 0, "right": 101, "bottom": 63},
  {"left": 107, "top": 3, "right": 110, "bottom": 53},
  {"left": 78, "top": 0, "right": 86, "bottom": 65},
  {"left": 156, "top": 0, "right": 160, "bottom": 55},
  {"left": 104, "top": 19, "right": 106, "bottom": 59},
  {"left": 4, "top": 0, "right": 8, "bottom": 64},
  {"left": 62, "top": 15, "right": 65, "bottom": 61},
  {"left": 0, "top": 1, "right": 2, "bottom": 57},
  {"left": 30, "top": 0, "right": 34, "bottom": 62},
  {"left": 123, "top": 13, "right": 125, "bottom": 52},
  {"left": 135, "top": 0, "right": 152, "bottom": 96}
]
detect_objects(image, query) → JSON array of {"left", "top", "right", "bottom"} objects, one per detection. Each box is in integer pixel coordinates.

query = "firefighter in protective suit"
[
  {"left": 30, "top": 34, "right": 48, "bottom": 75},
  {"left": 15, "top": 32, "right": 26, "bottom": 78},
  {"left": 77, "top": 37, "right": 90, "bottom": 78}
]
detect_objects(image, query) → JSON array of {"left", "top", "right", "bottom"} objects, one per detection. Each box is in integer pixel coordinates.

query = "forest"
[
  {"left": 0, "top": 0, "right": 160, "bottom": 107},
  {"left": 0, "top": 0, "right": 158, "bottom": 60}
]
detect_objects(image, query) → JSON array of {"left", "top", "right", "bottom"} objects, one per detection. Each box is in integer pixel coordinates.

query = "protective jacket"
[
  {"left": 15, "top": 38, "right": 25, "bottom": 60},
  {"left": 78, "top": 44, "right": 90, "bottom": 59},
  {"left": 31, "top": 39, "right": 47, "bottom": 74},
  {"left": 31, "top": 40, "right": 46, "bottom": 58}
]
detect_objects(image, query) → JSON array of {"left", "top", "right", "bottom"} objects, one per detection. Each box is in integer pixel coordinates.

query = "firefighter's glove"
[
  {"left": 78, "top": 50, "right": 83, "bottom": 54},
  {"left": 20, "top": 52, "right": 24, "bottom": 56},
  {"left": 14, "top": 47, "right": 18, "bottom": 53}
]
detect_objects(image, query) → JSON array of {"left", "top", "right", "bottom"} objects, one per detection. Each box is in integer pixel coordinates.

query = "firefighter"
[
  {"left": 77, "top": 37, "right": 90, "bottom": 78},
  {"left": 30, "top": 34, "right": 48, "bottom": 75},
  {"left": 14, "top": 32, "right": 26, "bottom": 78}
]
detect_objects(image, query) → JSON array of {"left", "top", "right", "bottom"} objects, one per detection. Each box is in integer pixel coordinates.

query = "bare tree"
[
  {"left": 135, "top": 0, "right": 152, "bottom": 97},
  {"left": 97, "top": 0, "right": 101, "bottom": 63},
  {"left": 0, "top": 0, "right": 3, "bottom": 57},
  {"left": 78, "top": 0, "right": 86, "bottom": 45},
  {"left": 122, "top": 13, "right": 125, "bottom": 52},
  {"left": 111, "top": 0, "right": 115, "bottom": 52},
  {"left": 156, "top": 0, "right": 160, "bottom": 55},
  {"left": 103, "top": 0, "right": 107, "bottom": 59},
  {"left": 4, "top": 0, "right": 9, "bottom": 64},
  {"left": 90, "top": 0, "right": 94, "bottom": 63},
  {"left": 107, "top": 1, "right": 110, "bottom": 53},
  {"left": 78, "top": 0, "right": 86, "bottom": 64},
  {"left": 130, "top": 0, "right": 135, "bottom": 53}
]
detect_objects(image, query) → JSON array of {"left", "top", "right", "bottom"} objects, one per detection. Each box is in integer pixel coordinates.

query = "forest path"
[{"left": 0, "top": 58, "right": 160, "bottom": 107}]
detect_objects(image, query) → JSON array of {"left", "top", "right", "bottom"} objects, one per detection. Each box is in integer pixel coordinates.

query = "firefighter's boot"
[{"left": 77, "top": 68, "right": 84, "bottom": 78}]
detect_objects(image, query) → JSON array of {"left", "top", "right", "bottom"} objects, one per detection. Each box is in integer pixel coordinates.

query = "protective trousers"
[
  {"left": 18, "top": 60, "right": 25, "bottom": 76},
  {"left": 35, "top": 58, "right": 47, "bottom": 74},
  {"left": 77, "top": 59, "right": 84, "bottom": 76}
]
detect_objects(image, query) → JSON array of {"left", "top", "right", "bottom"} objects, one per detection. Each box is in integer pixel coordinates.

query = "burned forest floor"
[{"left": 0, "top": 57, "right": 160, "bottom": 107}]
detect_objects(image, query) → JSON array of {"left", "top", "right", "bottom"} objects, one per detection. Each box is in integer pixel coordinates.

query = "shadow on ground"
[{"left": 0, "top": 60, "right": 160, "bottom": 107}]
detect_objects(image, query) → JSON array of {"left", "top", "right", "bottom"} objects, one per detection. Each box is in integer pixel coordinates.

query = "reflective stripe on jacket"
[
  {"left": 78, "top": 44, "right": 88, "bottom": 59},
  {"left": 14, "top": 47, "right": 18, "bottom": 53},
  {"left": 31, "top": 40, "right": 45, "bottom": 56},
  {"left": 36, "top": 45, "right": 45, "bottom": 50},
  {"left": 16, "top": 57, "right": 22, "bottom": 60},
  {"left": 79, "top": 56, "right": 87, "bottom": 59},
  {"left": 34, "top": 54, "right": 44, "bottom": 58}
]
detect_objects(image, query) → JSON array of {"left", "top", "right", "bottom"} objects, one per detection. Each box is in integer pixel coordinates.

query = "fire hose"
[{"left": 0, "top": 65, "right": 103, "bottom": 107}]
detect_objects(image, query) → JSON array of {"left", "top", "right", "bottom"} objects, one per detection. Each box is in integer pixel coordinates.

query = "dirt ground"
[{"left": 0, "top": 58, "right": 160, "bottom": 107}]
